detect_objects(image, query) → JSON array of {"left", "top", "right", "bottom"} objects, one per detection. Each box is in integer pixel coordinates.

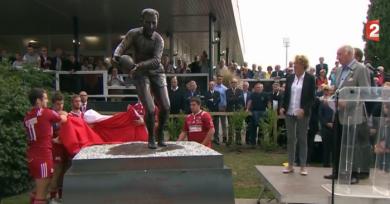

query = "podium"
[
  {"left": 322, "top": 87, "right": 390, "bottom": 201},
  {"left": 63, "top": 142, "right": 234, "bottom": 204}
]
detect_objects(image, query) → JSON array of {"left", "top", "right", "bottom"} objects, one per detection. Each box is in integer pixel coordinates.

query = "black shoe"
[
  {"left": 222, "top": 137, "right": 227, "bottom": 143},
  {"left": 148, "top": 142, "right": 157, "bottom": 149},
  {"left": 324, "top": 174, "right": 338, "bottom": 180},
  {"left": 157, "top": 137, "right": 167, "bottom": 147},
  {"left": 351, "top": 177, "right": 359, "bottom": 185},
  {"left": 212, "top": 140, "right": 220, "bottom": 145}
]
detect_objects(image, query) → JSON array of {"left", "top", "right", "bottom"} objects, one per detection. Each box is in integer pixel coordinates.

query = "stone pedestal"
[{"left": 63, "top": 141, "right": 234, "bottom": 204}]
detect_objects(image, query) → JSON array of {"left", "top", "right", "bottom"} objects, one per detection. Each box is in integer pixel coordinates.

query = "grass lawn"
[{"left": 2, "top": 145, "right": 287, "bottom": 203}]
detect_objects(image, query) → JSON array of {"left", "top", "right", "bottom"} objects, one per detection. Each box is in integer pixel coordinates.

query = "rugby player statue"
[{"left": 113, "top": 8, "right": 170, "bottom": 149}]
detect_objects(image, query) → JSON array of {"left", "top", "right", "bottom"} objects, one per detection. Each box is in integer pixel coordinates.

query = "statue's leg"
[
  {"left": 150, "top": 74, "right": 170, "bottom": 147},
  {"left": 134, "top": 76, "right": 157, "bottom": 149}
]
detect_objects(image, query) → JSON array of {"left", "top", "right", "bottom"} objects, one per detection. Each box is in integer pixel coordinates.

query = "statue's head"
[{"left": 141, "top": 8, "right": 159, "bottom": 37}]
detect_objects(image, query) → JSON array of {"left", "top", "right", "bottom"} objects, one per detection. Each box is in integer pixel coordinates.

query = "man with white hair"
[{"left": 323, "top": 45, "right": 371, "bottom": 184}]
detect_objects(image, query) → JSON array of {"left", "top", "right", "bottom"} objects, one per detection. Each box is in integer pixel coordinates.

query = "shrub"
[{"left": 0, "top": 62, "right": 54, "bottom": 198}]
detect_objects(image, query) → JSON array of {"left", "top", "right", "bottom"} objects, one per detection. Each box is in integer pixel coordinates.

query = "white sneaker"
[{"left": 49, "top": 198, "right": 62, "bottom": 204}]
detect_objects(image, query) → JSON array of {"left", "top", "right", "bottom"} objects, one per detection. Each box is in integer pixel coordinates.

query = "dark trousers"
[
  {"left": 245, "top": 116, "right": 251, "bottom": 144},
  {"left": 249, "top": 111, "right": 264, "bottom": 145},
  {"left": 321, "top": 125, "right": 333, "bottom": 167},
  {"left": 334, "top": 120, "right": 370, "bottom": 177}
]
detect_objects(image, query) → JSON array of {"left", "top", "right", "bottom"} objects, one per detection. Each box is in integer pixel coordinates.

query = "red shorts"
[
  {"left": 52, "top": 143, "right": 70, "bottom": 164},
  {"left": 27, "top": 157, "right": 54, "bottom": 179}
]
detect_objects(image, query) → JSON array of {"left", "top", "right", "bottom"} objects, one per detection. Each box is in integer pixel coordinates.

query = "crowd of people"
[{"left": 13, "top": 41, "right": 390, "bottom": 204}]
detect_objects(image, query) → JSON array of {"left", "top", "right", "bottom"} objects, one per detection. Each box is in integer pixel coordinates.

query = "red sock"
[
  {"left": 50, "top": 191, "right": 57, "bottom": 199},
  {"left": 29, "top": 192, "right": 36, "bottom": 204},
  {"left": 58, "top": 187, "right": 63, "bottom": 199},
  {"left": 33, "top": 198, "right": 47, "bottom": 204}
]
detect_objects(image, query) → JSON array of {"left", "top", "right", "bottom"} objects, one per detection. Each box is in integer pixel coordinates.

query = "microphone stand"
[{"left": 331, "top": 89, "right": 340, "bottom": 204}]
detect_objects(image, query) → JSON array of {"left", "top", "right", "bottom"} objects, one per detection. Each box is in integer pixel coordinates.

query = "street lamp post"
[{"left": 283, "top": 38, "right": 290, "bottom": 69}]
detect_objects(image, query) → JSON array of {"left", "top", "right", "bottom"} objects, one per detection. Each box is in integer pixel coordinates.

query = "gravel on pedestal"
[{"left": 73, "top": 141, "right": 221, "bottom": 160}]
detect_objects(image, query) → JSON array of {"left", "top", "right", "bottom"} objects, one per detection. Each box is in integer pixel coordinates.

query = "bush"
[
  {"left": 167, "top": 113, "right": 186, "bottom": 141},
  {"left": 0, "top": 62, "right": 54, "bottom": 198},
  {"left": 259, "top": 108, "right": 280, "bottom": 151}
]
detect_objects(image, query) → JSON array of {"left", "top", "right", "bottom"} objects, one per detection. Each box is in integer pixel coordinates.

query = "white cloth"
[
  {"left": 83, "top": 109, "right": 112, "bottom": 124},
  {"left": 287, "top": 73, "right": 305, "bottom": 115}
]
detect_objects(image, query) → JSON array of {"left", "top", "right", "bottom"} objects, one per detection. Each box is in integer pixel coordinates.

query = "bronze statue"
[{"left": 113, "top": 8, "right": 170, "bottom": 149}]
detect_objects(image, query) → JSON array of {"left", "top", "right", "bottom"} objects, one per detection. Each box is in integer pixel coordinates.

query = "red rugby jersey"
[
  {"left": 183, "top": 110, "right": 214, "bottom": 147},
  {"left": 24, "top": 108, "right": 61, "bottom": 155}
]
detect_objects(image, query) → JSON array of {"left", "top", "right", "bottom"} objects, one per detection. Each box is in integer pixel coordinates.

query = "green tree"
[
  {"left": 0, "top": 62, "right": 54, "bottom": 199},
  {"left": 364, "top": 0, "right": 390, "bottom": 72}
]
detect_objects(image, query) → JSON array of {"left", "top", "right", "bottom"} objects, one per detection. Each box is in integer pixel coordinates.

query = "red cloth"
[
  {"left": 92, "top": 107, "right": 148, "bottom": 143},
  {"left": 59, "top": 107, "right": 148, "bottom": 156}
]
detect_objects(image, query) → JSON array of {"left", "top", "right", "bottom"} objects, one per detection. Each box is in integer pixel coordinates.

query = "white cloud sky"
[{"left": 238, "top": 0, "right": 370, "bottom": 69}]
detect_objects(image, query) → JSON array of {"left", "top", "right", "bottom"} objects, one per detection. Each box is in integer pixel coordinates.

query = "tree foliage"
[{"left": 364, "top": 0, "right": 390, "bottom": 72}]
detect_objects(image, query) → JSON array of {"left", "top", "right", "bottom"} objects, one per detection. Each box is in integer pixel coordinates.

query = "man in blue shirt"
[{"left": 213, "top": 75, "right": 228, "bottom": 144}]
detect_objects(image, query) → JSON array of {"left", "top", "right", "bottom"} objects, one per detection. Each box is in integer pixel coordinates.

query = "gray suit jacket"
[{"left": 335, "top": 60, "right": 371, "bottom": 124}]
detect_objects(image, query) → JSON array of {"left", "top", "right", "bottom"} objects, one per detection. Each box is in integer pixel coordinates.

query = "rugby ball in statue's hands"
[{"left": 118, "top": 55, "right": 135, "bottom": 73}]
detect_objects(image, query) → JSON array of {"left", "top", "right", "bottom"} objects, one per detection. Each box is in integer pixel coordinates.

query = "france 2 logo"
[{"left": 365, "top": 20, "right": 380, "bottom": 42}]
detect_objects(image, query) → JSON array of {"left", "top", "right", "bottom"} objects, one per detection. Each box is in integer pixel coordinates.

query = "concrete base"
[
  {"left": 63, "top": 142, "right": 234, "bottom": 204},
  {"left": 256, "top": 166, "right": 390, "bottom": 204}
]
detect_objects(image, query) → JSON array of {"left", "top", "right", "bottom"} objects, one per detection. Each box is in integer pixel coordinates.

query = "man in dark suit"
[
  {"left": 315, "top": 57, "right": 328, "bottom": 77},
  {"left": 168, "top": 77, "right": 184, "bottom": 114},
  {"left": 205, "top": 81, "right": 220, "bottom": 144},
  {"left": 242, "top": 81, "right": 252, "bottom": 144},
  {"left": 50, "top": 48, "right": 64, "bottom": 70},
  {"left": 226, "top": 78, "right": 245, "bottom": 145},
  {"left": 79, "top": 91, "right": 94, "bottom": 113},
  {"left": 271, "top": 65, "right": 285, "bottom": 78},
  {"left": 183, "top": 80, "right": 202, "bottom": 113},
  {"left": 188, "top": 56, "right": 202, "bottom": 73}
]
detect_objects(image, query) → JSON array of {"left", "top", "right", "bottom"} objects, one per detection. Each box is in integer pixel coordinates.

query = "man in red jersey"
[
  {"left": 178, "top": 97, "right": 215, "bottom": 148},
  {"left": 49, "top": 92, "right": 71, "bottom": 203},
  {"left": 24, "top": 88, "right": 67, "bottom": 204}
]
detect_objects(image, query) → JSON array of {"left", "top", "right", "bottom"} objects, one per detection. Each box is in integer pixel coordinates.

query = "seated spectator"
[
  {"left": 12, "top": 53, "right": 24, "bottom": 69},
  {"left": 265, "top": 66, "right": 273, "bottom": 79},
  {"left": 39, "top": 46, "right": 51, "bottom": 69},
  {"left": 316, "top": 69, "right": 328, "bottom": 89},
  {"left": 248, "top": 64, "right": 257, "bottom": 79},
  {"left": 307, "top": 67, "right": 316, "bottom": 76},
  {"left": 0, "top": 49, "right": 9, "bottom": 62},
  {"left": 200, "top": 51, "right": 209, "bottom": 73},
  {"left": 23, "top": 45, "right": 40, "bottom": 66},
  {"left": 63, "top": 55, "right": 80, "bottom": 71},
  {"left": 162, "top": 55, "right": 175, "bottom": 73},
  {"left": 328, "top": 66, "right": 337, "bottom": 86},
  {"left": 94, "top": 59, "right": 107, "bottom": 71},
  {"left": 216, "top": 59, "right": 228, "bottom": 76},
  {"left": 285, "top": 61, "right": 294, "bottom": 77},
  {"left": 108, "top": 68, "right": 125, "bottom": 86},
  {"left": 183, "top": 80, "right": 202, "bottom": 113},
  {"left": 88, "top": 56, "right": 95, "bottom": 69},
  {"left": 256, "top": 65, "right": 266, "bottom": 79},
  {"left": 241, "top": 65, "right": 251, "bottom": 79},
  {"left": 81, "top": 58, "right": 93, "bottom": 71},
  {"left": 51, "top": 48, "right": 64, "bottom": 70},
  {"left": 271, "top": 65, "right": 285, "bottom": 78},
  {"left": 189, "top": 56, "right": 201, "bottom": 73}
]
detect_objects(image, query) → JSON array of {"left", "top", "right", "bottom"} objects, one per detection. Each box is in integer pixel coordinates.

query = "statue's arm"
[{"left": 113, "top": 30, "right": 133, "bottom": 57}]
